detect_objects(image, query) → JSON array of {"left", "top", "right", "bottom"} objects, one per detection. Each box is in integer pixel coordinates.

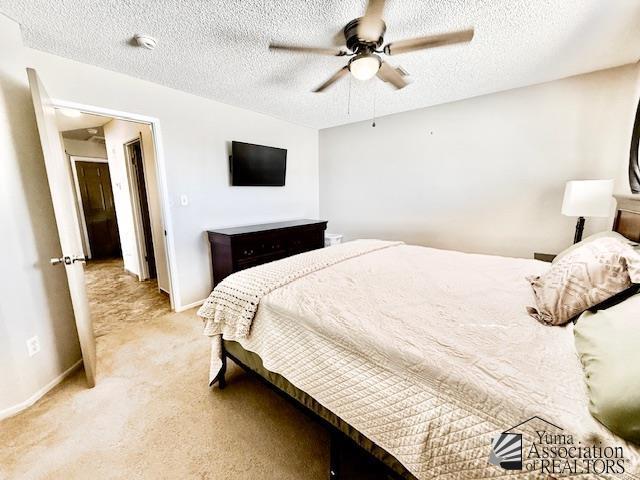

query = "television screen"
[{"left": 231, "top": 141, "right": 287, "bottom": 186}]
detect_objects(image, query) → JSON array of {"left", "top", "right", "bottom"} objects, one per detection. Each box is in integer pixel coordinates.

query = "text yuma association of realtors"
[{"left": 526, "top": 430, "right": 625, "bottom": 475}]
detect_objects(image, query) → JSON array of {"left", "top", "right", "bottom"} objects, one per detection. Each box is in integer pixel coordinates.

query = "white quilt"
[{"left": 202, "top": 242, "right": 640, "bottom": 479}]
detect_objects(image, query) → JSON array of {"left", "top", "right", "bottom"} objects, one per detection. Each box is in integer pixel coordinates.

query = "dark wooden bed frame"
[
  {"left": 613, "top": 195, "right": 640, "bottom": 242},
  {"left": 215, "top": 194, "right": 640, "bottom": 480}
]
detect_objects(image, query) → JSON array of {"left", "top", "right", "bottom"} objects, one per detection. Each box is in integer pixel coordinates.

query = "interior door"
[
  {"left": 76, "top": 161, "right": 121, "bottom": 258},
  {"left": 128, "top": 141, "right": 157, "bottom": 279},
  {"left": 27, "top": 68, "right": 97, "bottom": 387}
]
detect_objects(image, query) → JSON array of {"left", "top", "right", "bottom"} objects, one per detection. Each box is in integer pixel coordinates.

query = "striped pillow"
[{"left": 527, "top": 237, "right": 640, "bottom": 326}]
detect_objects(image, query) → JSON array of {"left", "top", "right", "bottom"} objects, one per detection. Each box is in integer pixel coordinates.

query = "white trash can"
[{"left": 324, "top": 233, "right": 343, "bottom": 247}]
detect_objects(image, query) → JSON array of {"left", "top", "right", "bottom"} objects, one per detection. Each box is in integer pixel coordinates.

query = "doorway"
[
  {"left": 125, "top": 139, "right": 157, "bottom": 280},
  {"left": 28, "top": 68, "right": 176, "bottom": 387},
  {"left": 57, "top": 109, "right": 172, "bottom": 338},
  {"left": 74, "top": 159, "right": 121, "bottom": 259}
]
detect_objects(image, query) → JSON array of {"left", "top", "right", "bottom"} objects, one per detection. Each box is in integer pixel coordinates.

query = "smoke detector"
[{"left": 133, "top": 34, "right": 157, "bottom": 50}]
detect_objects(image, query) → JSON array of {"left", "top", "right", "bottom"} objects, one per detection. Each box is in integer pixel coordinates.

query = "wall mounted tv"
[{"left": 230, "top": 141, "right": 287, "bottom": 186}]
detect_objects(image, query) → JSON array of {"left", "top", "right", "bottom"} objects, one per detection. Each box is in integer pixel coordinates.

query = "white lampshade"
[{"left": 561, "top": 180, "right": 613, "bottom": 218}]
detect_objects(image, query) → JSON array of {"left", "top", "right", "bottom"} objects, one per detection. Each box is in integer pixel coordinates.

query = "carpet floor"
[{"left": 0, "top": 259, "right": 329, "bottom": 479}]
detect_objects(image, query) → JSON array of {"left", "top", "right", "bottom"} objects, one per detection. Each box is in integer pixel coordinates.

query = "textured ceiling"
[{"left": 4, "top": 0, "right": 640, "bottom": 129}]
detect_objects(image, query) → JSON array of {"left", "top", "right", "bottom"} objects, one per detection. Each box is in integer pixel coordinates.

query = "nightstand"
[{"left": 534, "top": 253, "right": 556, "bottom": 263}]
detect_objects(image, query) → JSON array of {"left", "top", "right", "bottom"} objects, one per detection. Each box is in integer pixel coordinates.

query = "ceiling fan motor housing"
[{"left": 343, "top": 17, "right": 386, "bottom": 52}]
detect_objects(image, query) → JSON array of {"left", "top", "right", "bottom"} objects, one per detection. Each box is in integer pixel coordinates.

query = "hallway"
[{"left": 85, "top": 259, "right": 169, "bottom": 337}]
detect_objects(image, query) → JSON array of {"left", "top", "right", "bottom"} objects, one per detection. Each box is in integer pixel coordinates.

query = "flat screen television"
[{"left": 230, "top": 141, "right": 287, "bottom": 186}]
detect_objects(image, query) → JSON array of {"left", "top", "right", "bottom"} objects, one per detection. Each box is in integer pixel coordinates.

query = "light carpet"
[{"left": 0, "top": 259, "right": 328, "bottom": 479}]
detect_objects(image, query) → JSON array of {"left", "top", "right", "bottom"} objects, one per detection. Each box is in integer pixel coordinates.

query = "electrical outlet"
[{"left": 26, "top": 336, "right": 40, "bottom": 357}]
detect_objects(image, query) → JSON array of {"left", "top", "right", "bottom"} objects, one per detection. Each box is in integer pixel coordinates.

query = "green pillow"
[{"left": 574, "top": 295, "right": 640, "bottom": 444}]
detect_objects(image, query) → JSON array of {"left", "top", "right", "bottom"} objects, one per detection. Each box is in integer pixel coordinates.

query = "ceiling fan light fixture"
[{"left": 348, "top": 53, "right": 381, "bottom": 81}]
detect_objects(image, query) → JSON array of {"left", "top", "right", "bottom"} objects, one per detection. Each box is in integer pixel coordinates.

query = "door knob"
[{"left": 50, "top": 255, "right": 87, "bottom": 266}]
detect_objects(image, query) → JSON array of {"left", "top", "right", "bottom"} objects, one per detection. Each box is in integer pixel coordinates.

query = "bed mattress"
[{"left": 205, "top": 242, "right": 640, "bottom": 479}]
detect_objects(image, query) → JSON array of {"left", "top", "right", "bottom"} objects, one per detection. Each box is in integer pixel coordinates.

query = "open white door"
[{"left": 27, "top": 68, "right": 96, "bottom": 387}]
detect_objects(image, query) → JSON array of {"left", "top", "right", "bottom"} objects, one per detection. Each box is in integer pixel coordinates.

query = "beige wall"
[
  {"left": 103, "top": 119, "right": 170, "bottom": 293},
  {"left": 319, "top": 64, "right": 640, "bottom": 258},
  {"left": 25, "top": 48, "right": 320, "bottom": 309},
  {"left": 0, "top": 15, "right": 81, "bottom": 418}
]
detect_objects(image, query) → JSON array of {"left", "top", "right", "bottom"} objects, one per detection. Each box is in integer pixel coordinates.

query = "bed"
[{"left": 199, "top": 195, "right": 640, "bottom": 480}]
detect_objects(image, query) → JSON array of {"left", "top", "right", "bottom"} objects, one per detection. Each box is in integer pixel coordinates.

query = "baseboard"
[
  {"left": 175, "top": 298, "right": 205, "bottom": 312},
  {"left": 0, "top": 359, "right": 83, "bottom": 421},
  {"left": 124, "top": 268, "right": 139, "bottom": 279}
]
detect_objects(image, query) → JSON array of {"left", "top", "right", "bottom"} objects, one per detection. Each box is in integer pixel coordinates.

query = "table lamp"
[{"left": 561, "top": 180, "right": 614, "bottom": 244}]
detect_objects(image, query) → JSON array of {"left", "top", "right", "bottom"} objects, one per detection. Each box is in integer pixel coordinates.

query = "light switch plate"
[{"left": 180, "top": 194, "right": 189, "bottom": 206}]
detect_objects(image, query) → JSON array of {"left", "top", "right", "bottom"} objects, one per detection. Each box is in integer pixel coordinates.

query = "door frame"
[
  {"left": 51, "top": 99, "right": 178, "bottom": 311},
  {"left": 69, "top": 155, "right": 109, "bottom": 260},
  {"left": 124, "top": 137, "right": 154, "bottom": 282}
]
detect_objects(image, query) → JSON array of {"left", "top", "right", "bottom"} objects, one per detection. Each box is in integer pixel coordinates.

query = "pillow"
[
  {"left": 552, "top": 231, "right": 637, "bottom": 265},
  {"left": 574, "top": 295, "right": 640, "bottom": 444},
  {"left": 526, "top": 237, "right": 640, "bottom": 326}
]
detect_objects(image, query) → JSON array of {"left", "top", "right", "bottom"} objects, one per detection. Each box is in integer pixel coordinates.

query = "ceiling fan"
[{"left": 269, "top": 0, "right": 474, "bottom": 92}]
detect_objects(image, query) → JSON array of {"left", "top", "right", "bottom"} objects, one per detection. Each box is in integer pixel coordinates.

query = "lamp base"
[{"left": 573, "top": 216, "right": 585, "bottom": 244}]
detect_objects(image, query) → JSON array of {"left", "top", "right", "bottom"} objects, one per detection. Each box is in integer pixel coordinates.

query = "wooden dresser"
[{"left": 207, "top": 219, "right": 328, "bottom": 287}]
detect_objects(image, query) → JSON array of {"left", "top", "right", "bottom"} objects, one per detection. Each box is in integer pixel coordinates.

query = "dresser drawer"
[
  {"left": 236, "top": 251, "right": 288, "bottom": 271},
  {"left": 287, "top": 229, "right": 323, "bottom": 254},
  {"left": 234, "top": 234, "right": 286, "bottom": 260},
  {"left": 208, "top": 220, "right": 328, "bottom": 287}
]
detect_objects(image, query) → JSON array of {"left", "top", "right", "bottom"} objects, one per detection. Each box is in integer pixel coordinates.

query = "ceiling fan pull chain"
[
  {"left": 347, "top": 74, "right": 352, "bottom": 115},
  {"left": 372, "top": 81, "right": 377, "bottom": 127}
]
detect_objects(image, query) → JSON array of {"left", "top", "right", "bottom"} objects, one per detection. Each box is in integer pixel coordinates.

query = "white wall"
[
  {"left": 25, "top": 49, "right": 320, "bottom": 309},
  {"left": 0, "top": 15, "right": 81, "bottom": 417},
  {"left": 63, "top": 137, "right": 107, "bottom": 158},
  {"left": 320, "top": 64, "right": 640, "bottom": 258},
  {"left": 103, "top": 119, "right": 170, "bottom": 293}
]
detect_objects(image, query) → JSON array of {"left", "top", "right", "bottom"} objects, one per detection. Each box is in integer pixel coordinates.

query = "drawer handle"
[{"left": 243, "top": 249, "right": 254, "bottom": 256}]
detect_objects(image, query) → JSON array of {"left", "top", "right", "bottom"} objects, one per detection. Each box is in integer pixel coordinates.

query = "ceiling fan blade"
[
  {"left": 358, "top": 0, "right": 386, "bottom": 42},
  {"left": 331, "top": 29, "right": 346, "bottom": 46},
  {"left": 384, "top": 29, "right": 474, "bottom": 56},
  {"left": 269, "top": 43, "right": 346, "bottom": 56},
  {"left": 376, "top": 61, "right": 409, "bottom": 90},
  {"left": 313, "top": 66, "right": 349, "bottom": 93}
]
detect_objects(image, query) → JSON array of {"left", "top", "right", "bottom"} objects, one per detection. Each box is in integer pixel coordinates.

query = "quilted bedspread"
[{"left": 200, "top": 242, "right": 640, "bottom": 479}]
